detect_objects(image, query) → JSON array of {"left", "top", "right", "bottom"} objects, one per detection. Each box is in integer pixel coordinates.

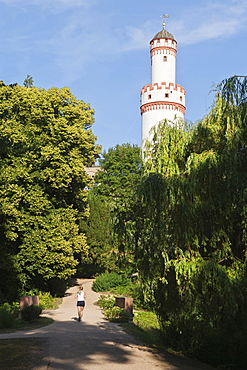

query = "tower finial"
[{"left": 161, "top": 14, "right": 169, "bottom": 29}]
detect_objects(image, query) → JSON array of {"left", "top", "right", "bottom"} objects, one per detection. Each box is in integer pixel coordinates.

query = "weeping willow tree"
[{"left": 134, "top": 76, "right": 247, "bottom": 368}]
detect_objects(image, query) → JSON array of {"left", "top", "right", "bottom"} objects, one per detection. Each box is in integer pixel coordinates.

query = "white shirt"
[{"left": 77, "top": 291, "right": 85, "bottom": 301}]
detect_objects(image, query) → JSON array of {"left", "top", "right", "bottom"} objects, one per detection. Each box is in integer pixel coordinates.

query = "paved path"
[{"left": 0, "top": 279, "right": 215, "bottom": 370}]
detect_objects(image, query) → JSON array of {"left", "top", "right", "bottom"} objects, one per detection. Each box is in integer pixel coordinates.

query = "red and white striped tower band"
[{"left": 140, "top": 17, "right": 186, "bottom": 148}]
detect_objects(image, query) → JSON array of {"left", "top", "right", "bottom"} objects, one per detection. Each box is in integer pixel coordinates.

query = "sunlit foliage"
[
  {"left": 0, "top": 81, "right": 100, "bottom": 298},
  {"left": 134, "top": 77, "right": 247, "bottom": 367}
]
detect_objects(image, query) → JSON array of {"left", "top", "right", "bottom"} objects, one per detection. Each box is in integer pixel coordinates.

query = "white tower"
[{"left": 140, "top": 17, "right": 186, "bottom": 147}]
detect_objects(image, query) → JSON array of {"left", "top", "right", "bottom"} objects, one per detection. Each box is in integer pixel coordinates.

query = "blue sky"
[{"left": 0, "top": 0, "right": 247, "bottom": 153}]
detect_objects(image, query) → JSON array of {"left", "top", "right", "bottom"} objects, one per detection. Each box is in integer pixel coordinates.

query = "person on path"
[{"left": 74, "top": 286, "right": 86, "bottom": 321}]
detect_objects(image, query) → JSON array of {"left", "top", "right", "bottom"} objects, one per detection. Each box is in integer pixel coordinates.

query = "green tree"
[
  {"left": 0, "top": 82, "right": 100, "bottom": 298},
  {"left": 91, "top": 143, "right": 142, "bottom": 271},
  {"left": 134, "top": 77, "right": 247, "bottom": 367},
  {"left": 79, "top": 192, "right": 115, "bottom": 275},
  {"left": 94, "top": 144, "right": 142, "bottom": 203}
]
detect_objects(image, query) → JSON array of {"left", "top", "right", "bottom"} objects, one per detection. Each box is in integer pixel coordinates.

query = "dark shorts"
[{"left": 77, "top": 301, "right": 85, "bottom": 307}]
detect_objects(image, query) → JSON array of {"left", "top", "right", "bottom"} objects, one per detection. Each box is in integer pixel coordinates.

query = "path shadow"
[
  {"left": 3, "top": 319, "right": 215, "bottom": 370},
  {"left": 0, "top": 277, "right": 215, "bottom": 370},
  {"left": 64, "top": 292, "right": 73, "bottom": 297}
]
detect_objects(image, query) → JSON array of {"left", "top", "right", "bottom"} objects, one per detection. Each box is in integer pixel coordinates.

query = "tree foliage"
[
  {"left": 134, "top": 77, "right": 247, "bottom": 367},
  {"left": 0, "top": 82, "right": 100, "bottom": 298},
  {"left": 87, "top": 144, "right": 142, "bottom": 271},
  {"left": 94, "top": 143, "right": 142, "bottom": 205},
  {"left": 79, "top": 191, "right": 115, "bottom": 275}
]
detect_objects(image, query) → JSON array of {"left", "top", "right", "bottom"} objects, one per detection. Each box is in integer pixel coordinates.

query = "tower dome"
[
  {"left": 152, "top": 29, "right": 175, "bottom": 40},
  {"left": 140, "top": 21, "right": 186, "bottom": 150}
]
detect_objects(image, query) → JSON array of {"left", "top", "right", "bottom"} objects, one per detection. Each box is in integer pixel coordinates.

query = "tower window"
[
  {"left": 148, "top": 94, "right": 152, "bottom": 99},
  {"left": 163, "top": 56, "right": 167, "bottom": 62},
  {"left": 180, "top": 96, "right": 183, "bottom": 101},
  {"left": 165, "top": 93, "right": 169, "bottom": 98}
]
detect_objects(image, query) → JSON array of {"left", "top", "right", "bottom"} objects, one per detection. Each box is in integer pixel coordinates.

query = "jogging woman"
[{"left": 74, "top": 286, "right": 86, "bottom": 322}]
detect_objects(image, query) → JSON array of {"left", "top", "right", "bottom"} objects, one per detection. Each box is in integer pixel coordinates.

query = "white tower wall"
[
  {"left": 140, "top": 27, "right": 186, "bottom": 150},
  {"left": 151, "top": 38, "right": 176, "bottom": 84},
  {"left": 142, "top": 107, "right": 184, "bottom": 144}
]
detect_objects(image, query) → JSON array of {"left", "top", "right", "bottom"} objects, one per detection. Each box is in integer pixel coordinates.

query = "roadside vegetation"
[
  {"left": 0, "top": 290, "right": 58, "bottom": 333},
  {"left": 0, "top": 78, "right": 100, "bottom": 301},
  {"left": 1, "top": 76, "right": 247, "bottom": 369},
  {"left": 90, "top": 77, "right": 247, "bottom": 370},
  {"left": 0, "top": 338, "right": 46, "bottom": 369},
  {"left": 133, "top": 77, "right": 247, "bottom": 369},
  {"left": 93, "top": 274, "right": 173, "bottom": 354}
]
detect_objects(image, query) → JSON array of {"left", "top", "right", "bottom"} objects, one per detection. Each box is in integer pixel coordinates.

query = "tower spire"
[{"left": 161, "top": 14, "right": 169, "bottom": 30}]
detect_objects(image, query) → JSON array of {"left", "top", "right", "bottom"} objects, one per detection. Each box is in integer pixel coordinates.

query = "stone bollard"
[
  {"left": 115, "top": 296, "right": 133, "bottom": 318},
  {"left": 20, "top": 295, "right": 39, "bottom": 311}
]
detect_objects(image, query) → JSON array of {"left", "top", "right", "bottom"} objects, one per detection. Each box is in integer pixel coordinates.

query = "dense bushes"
[
  {"left": 97, "top": 295, "right": 129, "bottom": 323},
  {"left": 133, "top": 77, "right": 247, "bottom": 368},
  {"left": 133, "top": 311, "right": 160, "bottom": 331},
  {"left": 103, "top": 306, "right": 129, "bottom": 322},
  {"left": 20, "top": 305, "right": 42, "bottom": 322},
  {"left": 0, "top": 294, "right": 51, "bottom": 330},
  {"left": 93, "top": 272, "right": 148, "bottom": 312},
  {"left": 92, "top": 272, "right": 131, "bottom": 292},
  {"left": 38, "top": 291, "right": 60, "bottom": 309},
  {"left": 95, "top": 282, "right": 132, "bottom": 323},
  {"left": 97, "top": 295, "right": 115, "bottom": 309},
  {"left": 0, "top": 308, "right": 15, "bottom": 328},
  {"left": 152, "top": 261, "right": 247, "bottom": 367},
  {"left": 0, "top": 303, "right": 19, "bottom": 329}
]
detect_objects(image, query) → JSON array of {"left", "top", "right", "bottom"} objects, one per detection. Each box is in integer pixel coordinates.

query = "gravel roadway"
[{"left": 0, "top": 279, "right": 215, "bottom": 370}]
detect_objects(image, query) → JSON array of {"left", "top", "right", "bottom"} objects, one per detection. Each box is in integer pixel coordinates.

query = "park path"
[{"left": 0, "top": 279, "right": 215, "bottom": 370}]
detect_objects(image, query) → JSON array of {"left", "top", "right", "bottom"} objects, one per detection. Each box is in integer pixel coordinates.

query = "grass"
[
  {"left": 133, "top": 310, "right": 160, "bottom": 330},
  {"left": 0, "top": 294, "right": 58, "bottom": 368},
  {"left": 0, "top": 316, "right": 53, "bottom": 369},
  {"left": 0, "top": 292, "right": 61, "bottom": 369},
  {"left": 122, "top": 321, "right": 164, "bottom": 347},
  {"left": 96, "top": 293, "right": 166, "bottom": 350},
  {"left": 0, "top": 338, "right": 46, "bottom": 369},
  {"left": 0, "top": 316, "right": 54, "bottom": 334},
  {"left": 121, "top": 310, "right": 167, "bottom": 351}
]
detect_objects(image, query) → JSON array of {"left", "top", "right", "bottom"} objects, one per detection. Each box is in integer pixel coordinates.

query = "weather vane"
[{"left": 161, "top": 14, "right": 169, "bottom": 29}]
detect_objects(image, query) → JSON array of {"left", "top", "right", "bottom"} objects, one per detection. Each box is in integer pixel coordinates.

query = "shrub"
[
  {"left": 133, "top": 311, "right": 160, "bottom": 330},
  {"left": 0, "top": 291, "right": 4, "bottom": 305},
  {"left": 110, "top": 284, "right": 134, "bottom": 296},
  {"left": 110, "top": 282, "right": 146, "bottom": 308},
  {"left": 97, "top": 295, "right": 115, "bottom": 309},
  {"left": 21, "top": 305, "right": 42, "bottom": 322},
  {"left": 21, "top": 289, "right": 39, "bottom": 297},
  {"left": 0, "top": 303, "right": 16, "bottom": 328},
  {"left": 103, "top": 306, "right": 129, "bottom": 322},
  {"left": 11, "top": 302, "right": 20, "bottom": 318},
  {"left": 92, "top": 272, "right": 130, "bottom": 292},
  {"left": 38, "top": 291, "right": 58, "bottom": 309}
]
